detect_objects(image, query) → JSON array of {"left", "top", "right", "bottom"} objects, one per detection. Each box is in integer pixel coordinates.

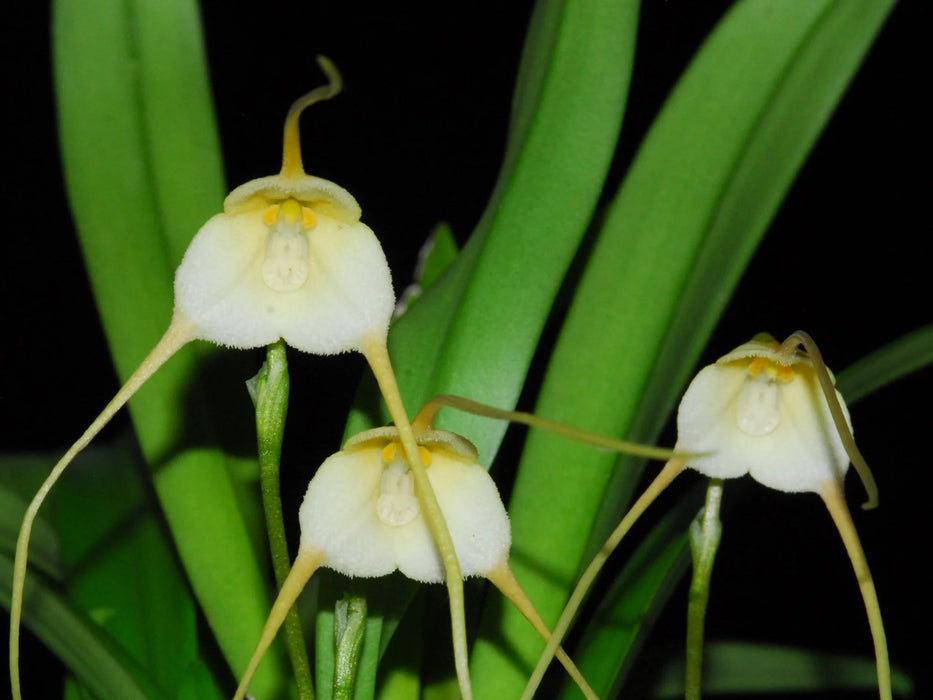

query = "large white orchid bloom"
[{"left": 298, "top": 427, "right": 510, "bottom": 582}]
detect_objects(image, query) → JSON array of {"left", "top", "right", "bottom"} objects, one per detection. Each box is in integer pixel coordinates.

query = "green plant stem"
[
  {"left": 686, "top": 479, "right": 724, "bottom": 700},
  {"left": 333, "top": 590, "right": 367, "bottom": 700},
  {"left": 248, "top": 340, "right": 314, "bottom": 700}
]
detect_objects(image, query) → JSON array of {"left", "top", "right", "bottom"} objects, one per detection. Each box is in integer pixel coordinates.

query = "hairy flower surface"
[
  {"left": 677, "top": 335, "right": 851, "bottom": 493},
  {"left": 174, "top": 175, "right": 394, "bottom": 354},
  {"left": 299, "top": 426, "right": 511, "bottom": 581}
]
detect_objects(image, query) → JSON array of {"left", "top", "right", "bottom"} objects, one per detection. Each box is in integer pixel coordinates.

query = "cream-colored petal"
[
  {"left": 676, "top": 364, "right": 752, "bottom": 479},
  {"left": 676, "top": 358, "right": 851, "bottom": 494},
  {"left": 394, "top": 453, "right": 511, "bottom": 583},
  {"left": 298, "top": 447, "right": 397, "bottom": 577},
  {"left": 173, "top": 210, "right": 395, "bottom": 354},
  {"left": 297, "top": 443, "right": 511, "bottom": 583},
  {"left": 747, "top": 371, "right": 850, "bottom": 493}
]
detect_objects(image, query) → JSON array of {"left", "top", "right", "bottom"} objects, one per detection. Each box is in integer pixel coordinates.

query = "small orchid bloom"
[
  {"left": 11, "top": 57, "right": 459, "bottom": 700},
  {"left": 298, "top": 427, "right": 509, "bottom": 582},
  {"left": 232, "top": 425, "right": 597, "bottom": 700},
  {"left": 526, "top": 332, "right": 891, "bottom": 700},
  {"left": 676, "top": 333, "right": 870, "bottom": 496}
]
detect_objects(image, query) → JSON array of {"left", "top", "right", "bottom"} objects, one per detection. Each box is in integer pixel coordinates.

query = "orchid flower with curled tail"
[{"left": 524, "top": 332, "right": 891, "bottom": 700}]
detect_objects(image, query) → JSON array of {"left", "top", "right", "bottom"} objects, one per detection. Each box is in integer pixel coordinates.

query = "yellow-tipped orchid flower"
[
  {"left": 232, "top": 424, "right": 598, "bottom": 700},
  {"left": 525, "top": 332, "right": 891, "bottom": 700}
]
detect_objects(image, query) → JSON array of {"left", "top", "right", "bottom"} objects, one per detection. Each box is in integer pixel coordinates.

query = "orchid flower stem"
[
  {"left": 414, "top": 394, "right": 687, "bottom": 461},
  {"left": 522, "top": 458, "right": 687, "bottom": 700},
  {"left": 685, "top": 478, "right": 725, "bottom": 700},
  {"left": 361, "top": 336, "right": 471, "bottom": 699},
  {"left": 248, "top": 340, "right": 314, "bottom": 700},
  {"left": 820, "top": 481, "right": 891, "bottom": 700},
  {"left": 333, "top": 590, "right": 367, "bottom": 700},
  {"left": 8, "top": 314, "right": 196, "bottom": 700}
]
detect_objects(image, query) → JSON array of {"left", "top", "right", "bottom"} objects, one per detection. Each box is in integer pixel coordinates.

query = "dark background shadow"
[{"left": 2, "top": 0, "right": 929, "bottom": 698}]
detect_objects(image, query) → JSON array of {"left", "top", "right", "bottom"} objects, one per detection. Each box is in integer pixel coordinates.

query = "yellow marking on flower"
[
  {"left": 261, "top": 199, "right": 313, "bottom": 293},
  {"left": 381, "top": 441, "right": 397, "bottom": 463},
  {"left": 380, "top": 440, "right": 432, "bottom": 467},
  {"left": 748, "top": 356, "right": 794, "bottom": 383},
  {"left": 262, "top": 205, "right": 280, "bottom": 226}
]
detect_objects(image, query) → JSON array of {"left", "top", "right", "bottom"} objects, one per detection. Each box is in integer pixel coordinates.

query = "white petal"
[
  {"left": 297, "top": 443, "right": 511, "bottom": 583},
  {"left": 395, "top": 453, "right": 511, "bottom": 583},
  {"left": 173, "top": 210, "right": 395, "bottom": 354},
  {"left": 676, "top": 358, "right": 851, "bottom": 494},
  {"left": 676, "top": 363, "right": 752, "bottom": 479},
  {"left": 747, "top": 370, "right": 850, "bottom": 493},
  {"left": 298, "top": 447, "right": 397, "bottom": 577}
]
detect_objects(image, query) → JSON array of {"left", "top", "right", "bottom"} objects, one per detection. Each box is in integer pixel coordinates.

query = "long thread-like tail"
[
  {"left": 820, "top": 481, "right": 891, "bottom": 700},
  {"left": 233, "top": 550, "right": 323, "bottom": 700},
  {"left": 361, "top": 335, "right": 471, "bottom": 699},
  {"left": 521, "top": 458, "right": 687, "bottom": 700},
  {"left": 9, "top": 316, "right": 195, "bottom": 700}
]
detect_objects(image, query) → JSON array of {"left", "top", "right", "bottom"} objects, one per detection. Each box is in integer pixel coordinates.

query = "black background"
[{"left": 2, "top": 1, "right": 930, "bottom": 698}]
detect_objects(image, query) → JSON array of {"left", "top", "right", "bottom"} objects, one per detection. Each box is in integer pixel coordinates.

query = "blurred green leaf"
[
  {"left": 650, "top": 641, "right": 914, "bottom": 697},
  {"left": 1, "top": 551, "right": 168, "bottom": 700},
  {"left": 348, "top": 0, "right": 638, "bottom": 460},
  {"left": 52, "top": 443, "right": 197, "bottom": 697},
  {"left": 470, "top": 0, "right": 896, "bottom": 695},
  {"left": 340, "top": 0, "right": 639, "bottom": 692},
  {"left": 0, "top": 455, "right": 63, "bottom": 580},
  {"left": 175, "top": 661, "right": 226, "bottom": 700},
  {"left": 53, "top": 0, "right": 286, "bottom": 694},
  {"left": 566, "top": 487, "right": 699, "bottom": 699},
  {"left": 837, "top": 324, "right": 933, "bottom": 403}
]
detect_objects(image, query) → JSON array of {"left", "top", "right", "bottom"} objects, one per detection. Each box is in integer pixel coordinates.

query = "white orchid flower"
[
  {"left": 676, "top": 333, "right": 864, "bottom": 495},
  {"left": 526, "top": 332, "right": 891, "bottom": 700},
  {"left": 232, "top": 425, "right": 597, "bottom": 700}
]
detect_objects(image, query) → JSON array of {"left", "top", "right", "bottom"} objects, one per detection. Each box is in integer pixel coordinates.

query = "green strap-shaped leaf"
[
  {"left": 52, "top": 0, "right": 286, "bottom": 694},
  {"left": 467, "top": 0, "right": 895, "bottom": 695},
  {"left": 349, "top": 0, "right": 638, "bottom": 461},
  {"left": 649, "top": 641, "right": 915, "bottom": 697},
  {"left": 340, "top": 0, "right": 639, "bottom": 693},
  {"left": 50, "top": 444, "right": 196, "bottom": 697},
  {"left": 837, "top": 324, "right": 933, "bottom": 404},
  {"left": 1, "top": 551, "right": 168, "bottom": 700}
]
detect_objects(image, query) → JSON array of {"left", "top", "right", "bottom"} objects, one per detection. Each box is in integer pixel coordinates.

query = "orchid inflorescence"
[
  {"left": 9, "top": 57, "right": 471, "bottom": 700},
  {"left": 12, "top": 53, "right": 894, "bottom": 700}
]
